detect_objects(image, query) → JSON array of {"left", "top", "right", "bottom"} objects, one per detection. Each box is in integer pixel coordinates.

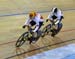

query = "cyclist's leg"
[
  {"left": 29, "top": 32, "right": 39, "bottom": 44},
  {"left": 51, "top": 28, "right": 57, "bottom": 37},
  {"left": 50, "top": 24, "right": 57, "bottom": 37},
  {"left": 56, "top": 23, "right": 63, "bottom": 34},
  {"left": 51, "top": 23, "right": 62, "bottom": 37},
  {"left": 33, "top": 22, "right": 43, "bottom": 40},
  {"left": 51, "top": 23, "right": 63, "bottom": 37},
  {"left": 51, "top": 17, "right": 63, "bottom": 37},
  {"left": 30, "top": 22, "right": 43, "bottom": 43},
  {"left": 39, "top": 22, "right": 43, "bottom": 29},
  {"left": 29, "top": 29, "right": 39, "bottom": 44},
  {"left": 55, "top": 16, "right": 63, "bottom": 33},
  {"left": 36, "top": 22, "right": 43, "bottom": 36}
]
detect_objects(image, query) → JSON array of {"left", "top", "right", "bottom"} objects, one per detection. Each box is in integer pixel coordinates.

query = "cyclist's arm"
[
  {"left": 23, "top": 19, "right": 30, "bottom": 28},
  {"left": 46, "top": 12, "right": 53, "bottom": 22}
]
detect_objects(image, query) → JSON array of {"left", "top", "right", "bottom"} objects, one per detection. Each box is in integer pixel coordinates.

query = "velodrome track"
[{"left": 0, "top": 0, "right": 75, "bottom": 59}]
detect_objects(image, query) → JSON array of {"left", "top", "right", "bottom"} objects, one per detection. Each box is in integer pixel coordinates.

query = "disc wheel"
[{"left": 16, "top": 32, "right": 29, "bottom": 47}]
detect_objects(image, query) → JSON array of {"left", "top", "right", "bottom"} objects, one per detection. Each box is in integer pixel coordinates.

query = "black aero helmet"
[{"left": 54, "top": 7, "right": 58, "bottom": 13}]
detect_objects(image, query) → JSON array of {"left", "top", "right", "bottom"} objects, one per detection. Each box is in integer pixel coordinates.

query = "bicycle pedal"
[
  {"left": 29, "top": 40, "right": 36, "bottom": 44},
  {"left": 29, "top": 39, "right": 33, "bottom": 44},
  {"left": 51, "top": 33, "right": 55, "bottom": 37}
]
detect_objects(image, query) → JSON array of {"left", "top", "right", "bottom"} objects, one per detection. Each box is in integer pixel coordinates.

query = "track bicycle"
[
  {"left": 15, "top": 22, "right": 62, "bottom": 47},
  {"left": 41, "top": 21, "right": 63, "bottom": 37},
  {"left": 15, "top": 27, "right": 43, "bottom": 47}
]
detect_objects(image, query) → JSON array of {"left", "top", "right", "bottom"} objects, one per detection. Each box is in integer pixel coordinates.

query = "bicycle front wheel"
[
  {"left": 16, "top": 32, "right": 29, "bottom": 47},
  {"left": 41, "top": 24, "right": 51, "bottom": 37}
]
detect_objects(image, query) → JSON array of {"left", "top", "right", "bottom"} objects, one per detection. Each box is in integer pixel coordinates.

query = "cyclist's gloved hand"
[
  {"left": 22, "top": 25, "right": 26, "bottom": 28},
  {"left": 61, "top": 16, "right": 64, "bottom": 19},
  {"left": 46, "top": 19, "right": 49, "bottom": 22}
]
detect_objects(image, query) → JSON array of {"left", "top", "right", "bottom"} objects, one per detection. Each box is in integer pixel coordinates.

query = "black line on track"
[{"left": 0, "top": 8, "right": 75, "bottom": 17}]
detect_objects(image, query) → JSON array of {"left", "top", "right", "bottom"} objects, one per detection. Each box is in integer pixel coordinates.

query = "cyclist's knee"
[
  {"left": 58, "top": 23, "right": 63, "bottom": 29},
  {"left": 56, "top": 23, "right": 63, "bottom": 33}
]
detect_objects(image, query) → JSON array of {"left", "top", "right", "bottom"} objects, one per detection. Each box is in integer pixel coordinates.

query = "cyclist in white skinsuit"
[
  {"left": 46, "top": 7, "right": 64, "bottom": 37},
  {"left": 23, "top": 11, "right": 44, "bottom": 43}
]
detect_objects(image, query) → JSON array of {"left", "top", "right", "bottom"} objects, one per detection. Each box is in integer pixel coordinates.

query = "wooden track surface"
[{"left": 0, "top": 0, "right": 75, "bottom": 59}]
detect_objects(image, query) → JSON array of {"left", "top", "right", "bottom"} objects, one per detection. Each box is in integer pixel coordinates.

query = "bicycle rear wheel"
[{"left": 16, "top": 32, "right": 29, "bottom": 47}]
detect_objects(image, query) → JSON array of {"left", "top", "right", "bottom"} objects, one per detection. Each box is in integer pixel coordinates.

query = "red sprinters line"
[
  {"left": 0, "top": 29, "right": 75, "bottom": 46},
  {"left": 61, "top": 29, "right": 75, "bottom": 32}
]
